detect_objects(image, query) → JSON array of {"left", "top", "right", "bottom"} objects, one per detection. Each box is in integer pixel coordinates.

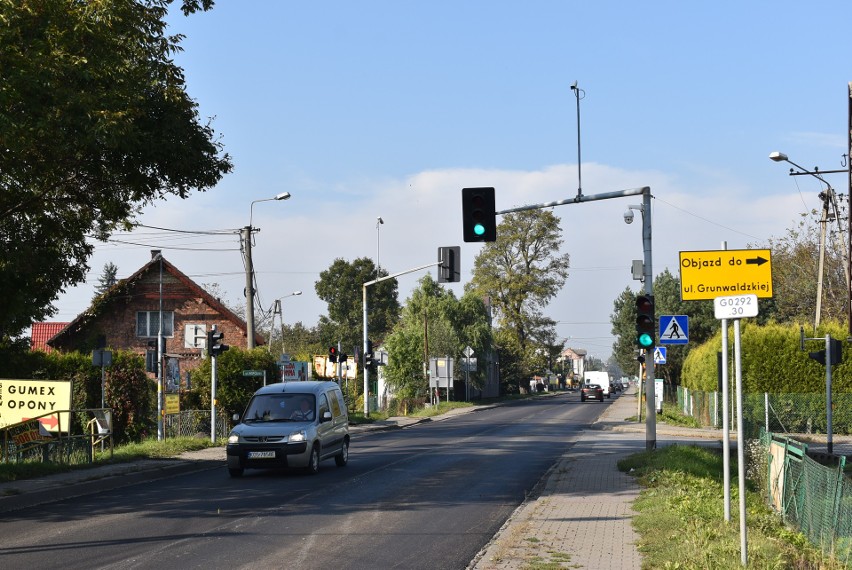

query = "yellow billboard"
[{"left": 0, "top": 379, "right": 73, "bottom": 431}]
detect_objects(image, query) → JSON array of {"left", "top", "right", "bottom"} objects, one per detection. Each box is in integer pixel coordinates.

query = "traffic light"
[
  {"left": 438, "top": 246, "right": 461, "bottom": 283},
  {"left": 809, "top": 338, "right": 843, "bottom": 366},
  {"left": 338, "top": 352, "right": 348, "bottom": 366},
  {"left": 208, "top": 329, "right": 229, "bottom": 357},
  {"left": 635, "top": 294, "right": 655, "bottom": 349},
  {"left": 364, "top": 339, "right": 374, "bottom": 368},
  {"left": 328, "top": 346, "right": 338, "bottom": 363},
  {"left": 462, "top": 187, "right": 496, "bottom": 242}
]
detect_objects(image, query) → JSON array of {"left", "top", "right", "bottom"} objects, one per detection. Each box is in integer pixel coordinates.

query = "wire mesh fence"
[
  {"left": 164, "top": 410, "right": 229, "bottom": 439},
  {"left": 759, "top": 429, "right": 852, "bottom": 565},
  {"left": 676, "top": 387, "right": 852, "bottom": 457}
]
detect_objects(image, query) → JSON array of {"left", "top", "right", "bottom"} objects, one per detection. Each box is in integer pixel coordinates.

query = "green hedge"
[{"left": 681, "top": 321, "right": 850, "bottom": 394}]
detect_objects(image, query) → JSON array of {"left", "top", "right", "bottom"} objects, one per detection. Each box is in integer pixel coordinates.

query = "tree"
[
  {"left": 315, "top": 257, "right": 400, "bottom": 353},
  {"left": 93, "top": 262, "right": 119, "bottom": 299},
  {"left": 467, "top": 209, "right": 570, "bottom": 392},
  {"left": 0, "top": 0, "right": 231, "bottom": 338},
  {"left": 383, "top": 275, "right": 491, "bottom": 403},
  {"left": 754, "top": 212, "right": 847, "bottom": 328}
]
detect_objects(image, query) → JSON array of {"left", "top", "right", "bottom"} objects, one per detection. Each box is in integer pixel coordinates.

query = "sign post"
[{"left": 714, "top": 293, "right": 759, "bottom": 568}]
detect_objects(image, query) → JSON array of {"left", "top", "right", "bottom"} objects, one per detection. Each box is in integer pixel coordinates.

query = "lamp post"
[
  {"left": 269, "top": 290, "right": 302, "bottom": 353},
  {"left": 770, "top": 152, "right": 849, "bottom": 331},
  {"left": 376, "top": 216, "right": 384, "bottom": 278},
  {"left": 243, "top": 192, "right": 291, "bottom": 349},
  {"left": 570, "top": 81, "right": 584, "bottom": 198}
]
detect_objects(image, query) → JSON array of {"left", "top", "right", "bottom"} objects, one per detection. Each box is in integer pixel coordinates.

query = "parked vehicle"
[
  {"left": 584, "top": 371, "right": 612, "bottom": 398},
  {"left": 226, "top": 381, "right": 350, "bottom": 477},
  {"left": 580, "top": 384, "right": 605, "bottom": 402}
]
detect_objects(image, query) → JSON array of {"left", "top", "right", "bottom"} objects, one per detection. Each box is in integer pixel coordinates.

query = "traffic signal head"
[
  {"left": 364, "top": 339, "right": 374, "bottom": 368},
  {"left": 462, "top": 187, "right": 496, "bottom": 242},
  {"left": 328, "top": 346, "right": 338, "bottom": 363},
  {"left": 635, "top": 294, "right": 655, "bottom": 349},
  {"left": 209, "top": 330, "right": 229, "bottom": 357},
  {"left": 438, "top": 246, "right": 461, "bottom": 283}
]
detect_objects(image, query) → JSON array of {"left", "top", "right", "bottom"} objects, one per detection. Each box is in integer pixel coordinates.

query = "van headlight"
[
  {"left": 288, "top": 430, "right": 307, "bottom": 443},
  {"left": 228, "top": 433, "right": 239, "bottom": 444}
]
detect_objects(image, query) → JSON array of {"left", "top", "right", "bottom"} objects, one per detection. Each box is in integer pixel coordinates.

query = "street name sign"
[
  {"left": 679, "top": 249, "right": 772, "bottom": 301},
  {"left": 714, "top": 294, "right": 759, "bottom": 319}
]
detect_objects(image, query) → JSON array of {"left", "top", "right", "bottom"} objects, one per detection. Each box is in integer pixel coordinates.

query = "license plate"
[{"left": 248, "top": 451, "right": 275, "bottom": 459}]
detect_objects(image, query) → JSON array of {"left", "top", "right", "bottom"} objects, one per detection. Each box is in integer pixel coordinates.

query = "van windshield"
[{"left": 242, "top": 394, "right": 316, "bottom": 422}]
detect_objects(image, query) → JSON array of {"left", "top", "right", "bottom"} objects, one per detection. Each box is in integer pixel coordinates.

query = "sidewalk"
[{"left": 468, "top": 388, "right": 723, "bottom": 570}]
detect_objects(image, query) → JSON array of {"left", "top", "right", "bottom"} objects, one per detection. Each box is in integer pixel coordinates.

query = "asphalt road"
[{"left": 0, "top": 392, "right": 613, "bottom": 570}]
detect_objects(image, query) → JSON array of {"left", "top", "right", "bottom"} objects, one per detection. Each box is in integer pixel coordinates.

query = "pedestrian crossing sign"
[
  {"left": 653, "top": 346, "right": 667, "bottom": 364},
  {"left": 659, "top": 315, "right": 688, "bottom": 345}
]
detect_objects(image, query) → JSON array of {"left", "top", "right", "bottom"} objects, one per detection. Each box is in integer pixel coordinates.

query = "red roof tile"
[{"left": 31, "top": 322, "right": 69, "bottom": 353}]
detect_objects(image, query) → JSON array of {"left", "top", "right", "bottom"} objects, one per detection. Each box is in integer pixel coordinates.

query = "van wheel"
[
  {"left": 306, "top": 445, "right": 320, "bottom": 475},
  {"left": 335, "top": 439, "right": 349, "bottom": 467},
  {"left": 228, "top": 467, "right": 244, "bottom": 478}
]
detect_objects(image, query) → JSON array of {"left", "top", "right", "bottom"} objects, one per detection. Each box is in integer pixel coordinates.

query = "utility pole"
[{"left": 242, "top": 226, "right": 256, "bottom": 349}]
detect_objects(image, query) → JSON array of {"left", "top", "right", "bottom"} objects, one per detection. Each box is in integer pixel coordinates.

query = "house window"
[{"left": 137, "top": 311, "right": 174, "bottom": 337}]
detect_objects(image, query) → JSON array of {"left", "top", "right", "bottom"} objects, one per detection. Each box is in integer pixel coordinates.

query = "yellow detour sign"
[
  {"left": 0, "top": 379, "right": 73, "bottom": 431},
  {"left": 679, "top": 249, "right": 773, "bottom": 301}
]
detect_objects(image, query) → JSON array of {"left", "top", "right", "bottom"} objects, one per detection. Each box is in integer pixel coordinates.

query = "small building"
[{"left": 44, "top": 251, "right": 261, "bottom": 381}]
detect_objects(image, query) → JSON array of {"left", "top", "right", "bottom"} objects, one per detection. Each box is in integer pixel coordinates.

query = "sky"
[{"left": 49, "top": 1, "right": 852, "bottom": 361}]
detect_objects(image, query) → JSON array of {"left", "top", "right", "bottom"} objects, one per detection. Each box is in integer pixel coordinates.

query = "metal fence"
[
  {"left": 164, "top": 410, "right": 229, "bottom": 439},
  {"left": 759, "top": 429, "right": 852, "bottom": 565},
  {"left": 675, "top": 386, "right": 852, "bottom": 457}
]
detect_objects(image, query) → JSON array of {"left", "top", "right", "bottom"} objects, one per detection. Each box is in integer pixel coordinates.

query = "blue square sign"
[{"left": 659, "top": 315, "right": 688, "bottom": 345}]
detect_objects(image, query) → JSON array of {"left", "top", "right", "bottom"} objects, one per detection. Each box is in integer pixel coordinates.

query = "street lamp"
[
  {"left": 243, "top": 192, "right": 292, "bottom": 349},
  {"left": 376, "top": 216, "right": 384, "bottom": 278},
  {"left": 570, "top": 81, "right": 584, "bottom": 198},
  {"left": 269, "top": 291, "right": 302, "bottom": 354},
  {"left": 769, "top": 152, "right": 849, "bottom": 330}
]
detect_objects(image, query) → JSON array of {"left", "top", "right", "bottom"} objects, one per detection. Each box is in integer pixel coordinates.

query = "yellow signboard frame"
[{"left": 679, "top": 249, "right": 773, "bottom": 301}]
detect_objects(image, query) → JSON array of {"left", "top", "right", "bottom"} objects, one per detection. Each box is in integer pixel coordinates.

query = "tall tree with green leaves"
[
  {"left": 0, "top": 0, "right": 231, "bottom": 337},
  {"left": 315, "top": 257, "right": 400, "bottom": 354},
  {"left": 383, "top": 275, "right": 491, "bottom": 402},
  {"left": 467, "top": 209, "right": 570, "bottom": 392}
]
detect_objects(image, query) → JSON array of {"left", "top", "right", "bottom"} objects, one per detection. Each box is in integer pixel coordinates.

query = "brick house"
[{"left": 46, "top": 251, "right": 262, "bottom": 378}]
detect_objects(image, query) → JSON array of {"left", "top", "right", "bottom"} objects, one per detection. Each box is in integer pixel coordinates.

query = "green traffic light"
[
  {"left": 474, "top": 223, "right": 485, "bottom": 236},
  {"left": 638, "top": 333, "right": 654, "bottom": 348}
]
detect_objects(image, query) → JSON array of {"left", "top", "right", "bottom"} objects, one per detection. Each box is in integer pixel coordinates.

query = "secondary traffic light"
[
  {"left": 328, "top": 346, "right": 338, "bottom": 363},
  {"left": 364, "top": 339, "right": 374, "bottom": 368},
  {"left": 208, "top": 330, "right": 229, "bottom": 357},
  {"left": 438, "top": 246, "right": 461, "bottom": 283},
  {"left": 462, "top": 187, "right": 496, "bottom": 242},
  {"left": 635, "top": 294, "right": 655, "bottom": 349}
]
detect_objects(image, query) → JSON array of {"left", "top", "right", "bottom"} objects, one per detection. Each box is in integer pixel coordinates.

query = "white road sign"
[{"left": 714, "top": 294, "right": 759, "bottom": 319}]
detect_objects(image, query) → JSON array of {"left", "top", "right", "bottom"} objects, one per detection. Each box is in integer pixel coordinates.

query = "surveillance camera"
[{"left": 623, "top": 210, "right": 634, "bottom": 224}]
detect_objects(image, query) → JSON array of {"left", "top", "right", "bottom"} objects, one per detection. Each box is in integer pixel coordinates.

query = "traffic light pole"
[
  {"left": 363, "top": 260, "right": 442, "bottom": 416},
  {"left": 497, "top": 186, "right": 656, "bottom": 449}
]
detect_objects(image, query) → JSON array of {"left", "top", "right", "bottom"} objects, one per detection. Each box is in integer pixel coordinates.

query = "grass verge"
[
  {"left": 618, "top": 444, "right": 844, "bottom": 569},
  {"left": 0, "top": 436, "right": 224, "bottom": 484}
]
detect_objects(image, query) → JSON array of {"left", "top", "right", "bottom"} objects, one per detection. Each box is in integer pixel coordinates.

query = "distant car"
[
  {"left": 581, "top": 384, "right": 604, "bottom": 402},
  {"left": 226, "top": 381, "right": 350, "bottom": 477}
]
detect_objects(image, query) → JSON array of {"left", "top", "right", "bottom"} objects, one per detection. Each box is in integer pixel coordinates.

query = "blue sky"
[{"left": 51, "top": 1, "right": 852, "bottom": 360}]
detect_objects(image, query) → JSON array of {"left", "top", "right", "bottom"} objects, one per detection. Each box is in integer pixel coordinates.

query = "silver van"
[{"left": 226, "top": 381, "right": 350, "bottom": 477}]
